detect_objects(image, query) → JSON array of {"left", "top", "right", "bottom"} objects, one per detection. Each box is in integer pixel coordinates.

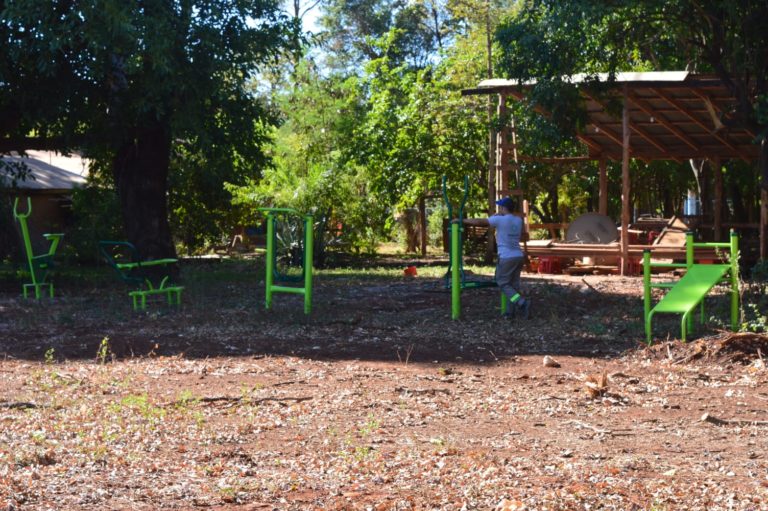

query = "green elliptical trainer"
[{"left": 442, "top": 176, "right": 507, "bottom": 320}]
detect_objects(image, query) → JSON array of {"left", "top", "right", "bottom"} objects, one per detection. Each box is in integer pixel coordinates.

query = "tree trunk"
[
  {"left": 761, "top": 139, "right": 768, "bottom": 259},
  {"left": 112, "top": 120, "right": 177, "bottom": 262},
  {"left": 484, "top": 0, "right": 495, "bottom": 264}
]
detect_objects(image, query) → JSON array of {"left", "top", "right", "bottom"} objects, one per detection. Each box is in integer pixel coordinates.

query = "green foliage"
[
  {"left": 66, "top": 187, "right": 124, "bottom": 263},
  {"left": 230, "top": 61, "right": 386, "bottom": 254},
  {"left": 741, "top": 302, "right": 767, "bottom": 333},
  {"left": 749, "top": 260, "right": 768, "bottom": 294},
  {"left": 353, "top": 31, "right": 489, "bottom": 217},
  {"left": 318, "top": 0, "right": 452, "bottom": 70},
  {"left": 427, "top": 204, "right": 447, "bottom": 248},
  {"left": 96, "top": 337, "right": 112, "bottom": 365},
  {"left": 493, "top": 1, "right": 768, "bottom": 228},
  {"left": 44, "top": 348, "right": 55, "bottom": 365},
  {"left": 168, "top": 122, "right": 274, "bottom": 254}
]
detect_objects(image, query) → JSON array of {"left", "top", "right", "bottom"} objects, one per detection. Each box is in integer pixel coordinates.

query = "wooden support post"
[
  {"left": 496, "top": 94, "right": 510, "bottom": 200},
  {"left": 486, "top": 93, "right": 497, "bottom": 263},
  {"left": 418, "top": 195, "right": 427, "bottom": 257},
  {"left": 713, "top": 158, "right": 723, "bottom": 242},
  {"left": 620, "top": 86, "right": 631, "bottom": 276},
  {"left": 598, "top": 158, "right": 608, "bottom": 215}
]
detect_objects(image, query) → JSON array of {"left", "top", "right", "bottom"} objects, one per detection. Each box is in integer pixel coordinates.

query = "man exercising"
[{"left": 458, "top": 196, "right": 530, "bottom": 319}]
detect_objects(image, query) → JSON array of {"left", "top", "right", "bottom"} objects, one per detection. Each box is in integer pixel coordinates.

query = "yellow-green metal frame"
[
  {"left": 12, "top": 197, "right": 63, "bottom": 299},
  {"left": 643, "top": 230, "right": 739, "bottom": 343},
  {"left": 260, "top": 208, "right": 313, "bottom": 315}
]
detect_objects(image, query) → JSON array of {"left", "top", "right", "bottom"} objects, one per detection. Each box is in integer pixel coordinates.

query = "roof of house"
[
  {"left": 0, "top": 150, "right": 88, "bottom": 191},
  {"left": 463, "top": 71, "right": 759, "bottom": 162}
]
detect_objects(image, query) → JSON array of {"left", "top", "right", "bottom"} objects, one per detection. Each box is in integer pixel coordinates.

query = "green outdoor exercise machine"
[
  {"left": 643, "top": 230, "right": 739, "bottom": 343},
  {"left": 443, "top": 176, "right": 508, "bottom": 320},
  {"left": 12, "top": 197, "right": 64, "bottom": 299},
  {"left": 259, "top": 208, "right": 313, "bottom": 315},
  {"left": 98, "top": 241, "right": 184, "bottom": 311}
]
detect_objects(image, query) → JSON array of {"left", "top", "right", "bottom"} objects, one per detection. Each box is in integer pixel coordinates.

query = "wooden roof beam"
[
  {"left": 627, "top": 92, "right": 701, "bottom": 152},
  {"left": 517, "top": 155, "right": 597, "bottom": 163},
  {"left": 690, "top": 89, "right": 758, "bottom": 140},
  {"left": 651, "top": 88, "right": 751, "bottom": 161},
  {"left": 582, "top": 90, "right": 679, "bottom": 161}
]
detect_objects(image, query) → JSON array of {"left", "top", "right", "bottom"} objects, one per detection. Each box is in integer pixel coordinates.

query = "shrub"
[{"left": 66, "top": 186, "right": 124, "bottom": 263}]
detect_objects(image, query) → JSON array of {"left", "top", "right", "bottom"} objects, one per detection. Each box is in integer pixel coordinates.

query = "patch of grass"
[
  {"left": 110, "top": 393, "right": 166, "bottom": 428},
  {"left": 96, "top": 336, "right": 112, "bottom": 364},
  {"left": 358, "top": 413, "right": 380, "bottom": 437},
  {"left": 174, "top": 389, "right": 199, "bottom": 410}
]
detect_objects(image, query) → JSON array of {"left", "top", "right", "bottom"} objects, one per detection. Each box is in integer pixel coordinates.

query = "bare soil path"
[{"left": 1, "top": 260, "right": 766, "bottom": 510}]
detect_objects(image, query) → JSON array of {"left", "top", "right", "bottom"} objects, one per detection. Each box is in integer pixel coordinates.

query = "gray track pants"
[{"left": 496, "top": 256, "right": 524, "bottom": 301}]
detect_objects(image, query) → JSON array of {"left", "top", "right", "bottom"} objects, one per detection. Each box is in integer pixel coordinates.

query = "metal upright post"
[
  {"left": 451, "top": 222, "right": 461, "bottom": 320},
  {"left": 643, "top": 249, "right": 652, "bottom": 341},
  {"left": 685, "top": 231, "right": 694, "bottom": 269},
  {"left": 304, "top": 214, "right": 313, "bottom": 315},
  {"left": 685, "top": 231, "right": 695, "bottom": 332},
  {"left": 265, "top": 213, "right": 275, "bottom": 310}
]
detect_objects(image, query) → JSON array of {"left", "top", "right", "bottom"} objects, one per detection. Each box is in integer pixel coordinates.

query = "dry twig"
[
  {"left": 0, "top": 401, "right": 39, "bottom": 410},
  {"left": 700, "top": 413, "right": 768, "bottom": 427}
]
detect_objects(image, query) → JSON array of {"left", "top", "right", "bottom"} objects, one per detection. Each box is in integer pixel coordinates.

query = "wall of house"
[{"left": 10, "top": 191, "right": 71, "bottom": 254}]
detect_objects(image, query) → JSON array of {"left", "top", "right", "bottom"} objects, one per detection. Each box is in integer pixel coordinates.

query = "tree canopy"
[
  {"left": 1, "top": 0, "right": 292, "bottom": 258},
  {"left": 2, "top": 0, "right": 766, "bottom": 259}
]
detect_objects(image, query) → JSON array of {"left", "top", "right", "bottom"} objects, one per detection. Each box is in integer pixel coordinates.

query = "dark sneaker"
[{"left": 517, "top": 299, "right": 531, "bottom": 320}]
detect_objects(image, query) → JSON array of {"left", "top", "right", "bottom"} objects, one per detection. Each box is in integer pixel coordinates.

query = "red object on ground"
[
  {"left": 404, "top": 266, "right": 418, "bottom": 277},
  {"left": 537, "top": 257, "right": 561, "bottom": 274}
]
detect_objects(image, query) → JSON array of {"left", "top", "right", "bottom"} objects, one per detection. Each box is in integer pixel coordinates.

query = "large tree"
[{"left": 1, "top": 0, "right": 290, "bottom": 259}]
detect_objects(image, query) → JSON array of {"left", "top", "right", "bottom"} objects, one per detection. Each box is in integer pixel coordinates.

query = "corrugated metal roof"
[
  {"left": 477, "top": 71, "right": 690, "bottom": 89},
  {"left": 463, "top": 72, "right": 757, "bottom": 161},
  {"left": 0, "top": 150, "right": 88, "bottom": 190}
]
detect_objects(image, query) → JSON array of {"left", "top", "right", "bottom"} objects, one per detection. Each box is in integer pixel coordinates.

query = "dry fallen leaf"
[
  {"left": 585, "top": 371, "right": 609, "bottom": 398},
  {"left": 495, "top": 498, "right": 525, "bottom": 511}
]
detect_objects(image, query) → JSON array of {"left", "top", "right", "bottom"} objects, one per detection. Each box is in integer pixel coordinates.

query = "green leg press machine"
[
  {"left": 13, "top": 198, "right": 64, "bottom": 299},
  {"left": 643, "top": 230, "right": 739, "bottom": 344}
]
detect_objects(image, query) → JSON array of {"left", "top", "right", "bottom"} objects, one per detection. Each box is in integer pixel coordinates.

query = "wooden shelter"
[{"left": 462, "top": 71, "right": 767, "bottom": 271}]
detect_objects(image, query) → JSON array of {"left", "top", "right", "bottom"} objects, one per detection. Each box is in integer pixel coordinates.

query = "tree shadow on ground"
[{"left": 0, "top": 258, "right": 742, "bottom": 364}]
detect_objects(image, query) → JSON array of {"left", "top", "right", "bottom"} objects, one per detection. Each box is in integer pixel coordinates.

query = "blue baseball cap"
[{"left": 495, "top": 197, "right": 515, "bottom": 210}]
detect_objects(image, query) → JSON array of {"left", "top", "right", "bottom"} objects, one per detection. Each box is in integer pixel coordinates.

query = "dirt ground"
[{"left": 1, "top": 258, "right": 767, "bottom": 510}]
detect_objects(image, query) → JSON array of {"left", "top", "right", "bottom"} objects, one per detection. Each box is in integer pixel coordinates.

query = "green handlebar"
[
  {"left": 258, "top": 207, "right": 300, "bottom": 214},
  {"left": 13, "top": 197, "right": 32, "bottom": 220},
  {"left": 441, "top": 175, "right": 470, "bottom": 221}
]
